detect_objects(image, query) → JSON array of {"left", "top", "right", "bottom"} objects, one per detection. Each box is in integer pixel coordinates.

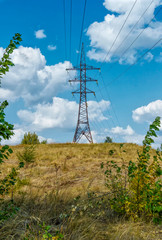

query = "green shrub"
[
  {"left": 102, "top": 117, "right": 162, "bottom": 223},
  {"left": 105, "top": 136, "right": 113, "bottom": 143},
  {"left": 21, "top": 132, "right": 40, "bottom": 144},
  {"left": 0, "top": 33, "right": 22, "bottom": 199},
  {"left": 17, "top": 145, "right": 36, "bottom": 164}
]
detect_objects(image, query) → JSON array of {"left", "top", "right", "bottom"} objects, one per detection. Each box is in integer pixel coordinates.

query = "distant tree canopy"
[
  {"left": 41, "top": 140, "right": 47, "bottom": 144},
  {"left": 104, "top": 136, "right": 113, "bottom": 143},
  {"left": 21, "top": 132, "right": 40, "bottom": 144}
]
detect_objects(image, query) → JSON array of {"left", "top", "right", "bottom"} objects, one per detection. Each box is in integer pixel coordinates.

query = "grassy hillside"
[{"left": 0, "top": 143, "right": 161, "bottom": 239}]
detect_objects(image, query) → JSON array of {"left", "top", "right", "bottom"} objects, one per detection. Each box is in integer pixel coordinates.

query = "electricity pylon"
[{"left": 66, "top": 43, "right": 100, "bottom": 143}]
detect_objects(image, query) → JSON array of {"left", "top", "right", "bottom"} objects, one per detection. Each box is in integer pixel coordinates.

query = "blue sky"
[{"left": 0, "top": 0, "right": 162, "bottom": 146}]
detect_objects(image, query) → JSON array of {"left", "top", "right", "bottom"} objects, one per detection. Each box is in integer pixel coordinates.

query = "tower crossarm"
[
  {"left": 66, "top": 66, "right": 100, "bottom": 71},
  {"left": 69, "top": 77, "right": 98, "bottom": 83},
  {"left": 72, "top": 89, "right": 95, "bottom": 95},
  {"left": 66, "top": 42, "right": 100, "bottom": 143}
]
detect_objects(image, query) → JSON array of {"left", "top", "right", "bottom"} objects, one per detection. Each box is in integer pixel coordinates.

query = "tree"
[
  {"left": 0, "top": 33, "right": 22, "bottom": 197},
  {"left": 21, "top": 132, "right": 40, "bottom": 144},
  {"left": 104, "top": 136, "right": 113, "bottom": 143}
]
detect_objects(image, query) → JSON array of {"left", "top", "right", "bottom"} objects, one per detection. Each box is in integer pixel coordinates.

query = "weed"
[
  {"left": 102, "top": 117, "right": 162, "bottom": 223},
  {"left": 17, "top": 145, "right": 36, "bottom": 165}
]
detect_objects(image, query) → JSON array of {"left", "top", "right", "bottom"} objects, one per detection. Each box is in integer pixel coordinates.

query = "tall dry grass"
[{"left": 0, "top": 143, "right": 161, "bottom": 239}]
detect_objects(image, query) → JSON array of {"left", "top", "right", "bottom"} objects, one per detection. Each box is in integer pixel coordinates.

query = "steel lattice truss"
[{"left": 66, "top": 43, "right": 100, "bottom": 143}]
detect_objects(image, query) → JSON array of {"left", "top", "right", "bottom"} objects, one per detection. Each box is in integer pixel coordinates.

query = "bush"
[
  {"left": 105, "top": 136, "right": 113, "bottom": 143},
  {"left": 21, "top": 132, "right": 40, "bottom": 144},
  {"left": 17, "top": 145, "right": 36, "bottom": 165},
  {"left": 41, "top": 140, "right": 47, "bottom": 144},
  {"left": 102, "top": 117, "right": 162, "bottom": 223}
]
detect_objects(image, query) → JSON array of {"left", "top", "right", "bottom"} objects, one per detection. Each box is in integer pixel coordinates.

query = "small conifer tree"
[{"left": 21, "top": 132, "right": 40, "bottom": 144}]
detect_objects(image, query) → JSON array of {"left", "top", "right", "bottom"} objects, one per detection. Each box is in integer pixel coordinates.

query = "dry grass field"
[{"left": 0, "top": 143, "right": 162, "bottom": 239}]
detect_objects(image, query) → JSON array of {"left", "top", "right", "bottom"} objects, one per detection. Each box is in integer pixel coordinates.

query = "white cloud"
[
  {"left": 2, "top": 128, "right": 25, "bottom": 145},
  {"left": 38, "top": 136, "right": 54, "bottom": 144},
  {"left": 0, "top": 46, "right": 75, "bottom": 105},
  {"left": 90, "top": 126, "right": 143, "bottom": 144},
  {"left": 1, "top": 128, "right": 54, "bottom": 145},
  {"left": 132, "top": 100, "right": 162, "bottom": 131},
  {"left": 0, "top": 89, "right": 16, "bottom": 101},
  {"left": 111, "top": 125, "right": 135, "bottom": 135},
  {"left": 144, "top": 52, "right": 154, "bottom": 62},
  {"left": 92, "top": 125, "right": 161, "bottom": 147},
  {"left": 17, "top": 97, "right": 110, "bottom": 132},
  {"left": 35, "top": 29, "right": 47, "bottom": 39},
  {"left": 0, "top": 47, "right": 4, "bottom": 58},
  {"left": 1, "top": 98, "right": 110, "bottom": 145},
  {"left": 87, "top": 0, "right": 162, "bottom": 64},
  {"left": 91, "top": 130, "right": 106, "bottom": 143},
  {"left": 123, "top": 133, "right": 144, "bottom": 145},
  {"left": 47, "top": 45, "right": 57, "bottom": 51},
  {"left": 88, "top": 100, "right": 110, "bottom": 121},
  {"left": 132, "top": 99, "right": 162, "bottom": 122}
]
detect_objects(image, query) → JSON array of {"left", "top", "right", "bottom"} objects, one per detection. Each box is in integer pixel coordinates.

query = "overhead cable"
[{"left": 77, "top": 0, "right": 87, "bottom": 64}]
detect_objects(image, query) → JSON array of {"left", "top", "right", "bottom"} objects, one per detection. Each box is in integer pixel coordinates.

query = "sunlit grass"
[{"left": 0, "top": 143, "right": 161, "bottom": 239}]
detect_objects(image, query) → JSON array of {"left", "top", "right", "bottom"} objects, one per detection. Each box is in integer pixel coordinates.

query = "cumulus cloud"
[
  {"left": 88, "top": 100, "right": 110, "bottom": 121},
  {"left": 47, "top": 45, "right": 57, "bottom": 51},
  {"left": 87, "top": 0, "right": 162, "bottom": 64},
  {"left": 0, "top": 46, "right": 75, "bottom": 105},
  {"left": 92, "top": 126, "right": 161, "bottom": 148},
  {"left": 111, "top": 125, "right": 135, "bottom": 135},
  {"left": 35, "top": 29, "right": 47, "bottom": 39},
  {"left": 2, "top": 129, "right": 25, "bottom": 145},
  {"left": 132, "top": 100, "right": 162, "bottom": 130},
  {"left": 1, "top": 128, "right": 54, "bottom": 145},
  {"left": 17, "top": 97, "right": 110, "bottom": 132},
  {"left": 132, "top": 100, "right": 162, "bottom": 122},
  {"left": 91, "top": 126, "right": 143, "bottom": 144},
  {"left": 123, "top": 133, "right": 144, "bottom": 145}
]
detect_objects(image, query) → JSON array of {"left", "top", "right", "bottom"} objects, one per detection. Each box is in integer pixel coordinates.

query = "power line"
[
  {"left": 67, "top": 43, "right": 100, "bottom": 143},
  {"left": 94, "top": 94, "right": 114, "bottom": 130},
  {"left": 77, "top": 0, "right": 87, "bottom": 64},
  {"left": 69, "top": 0, "right": 73, "bottom": 62},
  {"left": 107, "top": 37, "right": 162, "bottom": 86},
  {"left": 117, "top": 5, "right": 162, "bottom": 65},
  {"left": 63, "top": 0, "right": 67, "bottom": 60},
  {"left": 99, "top": 0, "right": 138, "bottom": 69},
  {"left": 94, "top": 2, "right": 161, "bottom": 129},
  {"left": 94, "top": 83, "right": 117, "bottom": 128},
  {"left": 109, "top": 0, "right": 154, "bottom": 66},
  {"left": 88, "top": 1, "right": 138, "bottom": 140},
  {"left": 67, "top": 68, "right": 111, "bottom": 133},
  {"left": 99, "top": 72, "right": 121, "bottom": 127}
]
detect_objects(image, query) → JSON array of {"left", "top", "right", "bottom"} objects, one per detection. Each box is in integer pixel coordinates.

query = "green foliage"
[
  {"left": 0, "top": 101, "right": 17, "bottom": 198},
  {"left": 0, "top": 33, "right": 22, "bottom": 83},
  {"left": 105, "top": 136, "right": 113, "bottom": 143},
  {"left": 0, "top": 202, "right": 19, "bottom": 222},
  {"left": 41, "top": 140, "right": 47, "bottom": 144},
  {"left": 17, "top": 145, "right": 36, "bottom": 165},
  {"left": 0, "top": 101, "right": 14, "bottom": 164},
  {"left": 21, "top": 132, "right": 40, "bottom": 144},
  {"left": 24, "top": 221, "right": 64, "bottom": 240},
  {"left": 102, "top": 117, "right": 162, "bottom": 223},
  {"left": 101, "top": 144, "right": 129, "bottom": 215},
  {"left": 0, "top": 33, "right": 23, "bottom": 218}
]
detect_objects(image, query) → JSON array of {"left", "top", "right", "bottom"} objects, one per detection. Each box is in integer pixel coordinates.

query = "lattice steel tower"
[{"left": 66, "top": 43, "right": 100, "bottom": 143}]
